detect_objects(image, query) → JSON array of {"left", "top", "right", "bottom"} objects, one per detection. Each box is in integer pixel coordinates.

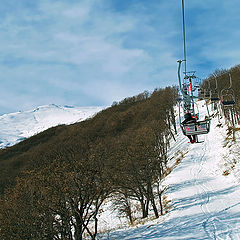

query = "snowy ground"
[
  {"left": 0, "top": 104, "right": 103, "bottom": 148},
  {"left": 100, "top": 101, "right": 240, "bottom": 239}
]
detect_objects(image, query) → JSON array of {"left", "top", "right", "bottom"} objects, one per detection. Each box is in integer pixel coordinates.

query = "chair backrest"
[
  {"left": 220, "top": 82, "right": 235, "bottom": 107},
  {"left": 211, "top": 97, "right": 220, "bottom": 101},
  {"left": 222, "top": 100, "right": 235, "bottom": 106},
  {"left": 210, "top": 90, "right": 220, "bottom": 102},
  {"left": 204, "top": 90, "right": 210, "bottom": 99},
  {"left": 183, "top": 120, "right": 209, "bottom": 135}
]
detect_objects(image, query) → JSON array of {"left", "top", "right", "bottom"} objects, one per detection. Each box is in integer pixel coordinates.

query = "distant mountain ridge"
[{"left": 0, "top": 104, "right": 103, "bottom": 148}]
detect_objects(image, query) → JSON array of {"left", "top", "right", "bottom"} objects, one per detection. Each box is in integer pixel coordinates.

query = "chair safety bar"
[{"left": 182, "top": 120, "right": 210, "bottom": 135}]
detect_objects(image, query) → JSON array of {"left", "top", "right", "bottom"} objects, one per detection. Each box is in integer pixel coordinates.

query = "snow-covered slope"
[
  {"left": 100, "top": 101, "right": 240, "bottom": 239},
  {"left": 0, "top": 104, "right": 103, "bottom": 148}
]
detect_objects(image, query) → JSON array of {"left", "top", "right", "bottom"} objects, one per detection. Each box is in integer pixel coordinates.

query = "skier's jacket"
[{"left": 182, "top": 113, "right": 197, "bottom": 125}]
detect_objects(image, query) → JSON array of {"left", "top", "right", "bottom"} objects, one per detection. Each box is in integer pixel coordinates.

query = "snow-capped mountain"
[{"left": 0, "top": 104, "right": 103, "bottom": 148}]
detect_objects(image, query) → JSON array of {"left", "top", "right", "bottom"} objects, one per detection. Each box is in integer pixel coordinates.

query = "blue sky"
[{"left": 0, "top": 0, "right": 240, "bottom": 114}]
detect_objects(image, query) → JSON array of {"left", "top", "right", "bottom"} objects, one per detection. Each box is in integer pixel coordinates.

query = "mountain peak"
[{"left": 0, "top": 105, "right": 103, "bottom": 148}]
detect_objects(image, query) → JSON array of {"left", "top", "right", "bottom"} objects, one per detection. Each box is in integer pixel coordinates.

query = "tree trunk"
[
  {"left": 157, "top": 183, "right": 164, "bottom": 216},
  {"left": 140, "top": 199, "right": 148, "bottom": 218},
  {"left": 151, "top": 198, "right": 159, "bottom": 218},
  {"left": 125, "top": 200, "right": 134, "bottom": 225},
  {"left": 147, "top": 183, "right": 159, "bottom": 218},
  {"left": 74, "top": 215, "right": 83, "bottom": 240},
  {"left": 92, "top": 216, "right": 98, "bottom": 240}
]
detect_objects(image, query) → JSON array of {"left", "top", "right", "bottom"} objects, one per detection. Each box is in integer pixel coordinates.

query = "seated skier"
[{"left": 182, "top": 112, "right": 197, "bottom": 143}]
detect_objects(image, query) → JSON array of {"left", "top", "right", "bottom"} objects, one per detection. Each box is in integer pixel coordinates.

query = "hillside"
[
  {"left": 0, "top": 104, "right": 102, "bottom": 195},
  {"left": 202, "top": 64, "right": 240, "bottom": 110},
  {"left": 99, "top": 100, "right": 240, "bottom": 239},
  {"left": 0, "top": 87, "right": 178, "bottom": 239},
  {"left": 1, "top": 77, "right": 240, "bottom": 239}
]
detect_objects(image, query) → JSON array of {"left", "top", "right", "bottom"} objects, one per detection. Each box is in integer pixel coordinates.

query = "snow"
[
  {"left": 99, "top": 101, "right": 240, "bottom": 239},
  {"left": 0, "top": 104, "right": 103, "bottom": 148}
]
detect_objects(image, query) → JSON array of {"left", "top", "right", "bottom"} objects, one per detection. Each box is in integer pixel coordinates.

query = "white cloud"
[{"left": 0, "top": 0, "right": 239, "bottom": 114}]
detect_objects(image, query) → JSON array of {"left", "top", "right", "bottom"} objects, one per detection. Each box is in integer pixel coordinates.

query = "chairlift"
[
  {"left": 182, "top": 120, "right": 210, "bottom": 136},
  {"left": 204, "top": 79, "right": 211, "bottom": 100},
  {"left": 177, "top": 0, "right": 211, "bottom": 138},
  {"left": 192, "top": 76, "right": 201, "bottom": 92},
  {"left": 221, "top": 73, "right": 235, "bottom": 106},
  {"left": 210, "top": 90, "right": 220, "bottom": 102},
  {"left": 177, "top": 60, "right": 211, "bottom": 137},
  {"left": 198, "top": 88, "right": 204, "bottom": 100},
  {"left": 204, "top": 89, "right": 210, "bottom": 99},
  {"left": 198, "top": 88, "right": 203, "bottom": 94},
  {"left": 210, "top": 76, "right": 220, "bottom": 102}
]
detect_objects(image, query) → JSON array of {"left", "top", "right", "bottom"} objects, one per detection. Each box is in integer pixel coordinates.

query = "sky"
[{"left": 0, "top": 0, "right": 240, "bottom": 114}]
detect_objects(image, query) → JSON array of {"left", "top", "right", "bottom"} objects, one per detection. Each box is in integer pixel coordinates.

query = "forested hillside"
[
  {"left": 202, "top": 64, "right": 240, "bottom": 112},
  {"left": 0, "top": 87, "right": 178, "bottom": 240}
]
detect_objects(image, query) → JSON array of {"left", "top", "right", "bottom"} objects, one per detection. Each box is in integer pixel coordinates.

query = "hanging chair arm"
[
  {"left": 214, "top": 76, "right": 218, "bottom": 90},
  {"left": 228, "top": 73, "right": 233, "bottom": 89},
  {"left": 207, "top": 79, "right": 211, "bottom": 89},
  {"left": 177, "top": 60, "right": 191, "bottom": 101},
  {"left": 223, "top": 72, "right": 233, "bottom": 91}
]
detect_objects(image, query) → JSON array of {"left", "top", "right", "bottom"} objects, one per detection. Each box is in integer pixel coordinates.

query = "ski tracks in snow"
[
  {"left": 101, "top": 111, "right": 240, "bottom": 240},
  {"left": 190, "top": 136, "right": 217, "bottom": 239},
  {"left": 190, "top": 127, "right": 237, "bottom": 240}
]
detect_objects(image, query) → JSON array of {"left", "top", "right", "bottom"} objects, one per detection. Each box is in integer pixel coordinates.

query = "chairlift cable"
[{"left": 181, "top": 0, "right": 187, "bottom": 77}]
